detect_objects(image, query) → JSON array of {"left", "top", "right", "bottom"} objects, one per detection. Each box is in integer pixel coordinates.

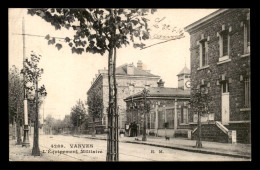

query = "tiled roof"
[
  {"left": 115, "top": 64, "right": 159, "bottom": 77},
  {"left": 177, "top": 66, "right": 190, "bottom": 76},
  {"left": 125, "top": 87, "right": 190, "bottom": 100}
]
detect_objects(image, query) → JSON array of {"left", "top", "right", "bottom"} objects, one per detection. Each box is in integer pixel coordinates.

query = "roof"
[
  {"left": 88, "top": 63, "right": 160, "bottom": 94},
  {"left": 177, "top": 66, "right": 190, "bottom": 76},
  {"left": 124, "top": 87, "right": 190, "bottom": 101},
  {"left": 184, "top": 9, "right": 229, "bottom": 33},
  {"left": 115, "top": 64, "right": 159, "bottom": 77}
]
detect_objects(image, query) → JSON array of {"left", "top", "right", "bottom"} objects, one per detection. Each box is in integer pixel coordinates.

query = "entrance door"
[{"left": 221, "top": 81, "right": 230, "bottom": 125}]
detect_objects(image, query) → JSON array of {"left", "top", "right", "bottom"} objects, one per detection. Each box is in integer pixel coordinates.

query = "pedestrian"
[
  {"left": 133, "top": 122, "right": 137, "bottom": 137},
  {"left": 129, "top": 123, "right": 133, "bottom": 137}
]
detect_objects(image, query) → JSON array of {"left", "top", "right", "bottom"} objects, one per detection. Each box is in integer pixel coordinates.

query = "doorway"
[{"left": 221, "top": 81, "right": 230, "bottom": 125}]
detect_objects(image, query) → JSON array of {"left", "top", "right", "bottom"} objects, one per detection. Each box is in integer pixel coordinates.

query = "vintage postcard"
[{"left": 8, "top": 8, "right": 251, "bottom": 161}]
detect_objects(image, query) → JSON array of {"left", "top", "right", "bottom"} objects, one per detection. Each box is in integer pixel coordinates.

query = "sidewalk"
[{"left": 72, "top": 134, "right": 251, "bottom": 159}]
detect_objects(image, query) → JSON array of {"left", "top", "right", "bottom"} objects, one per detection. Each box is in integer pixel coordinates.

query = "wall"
[
  {"left": 102, "top": 75, "right": 160, "bottom": 129},
  {"left": 189, "top": 9, "right": 250, "bottom": 123}
]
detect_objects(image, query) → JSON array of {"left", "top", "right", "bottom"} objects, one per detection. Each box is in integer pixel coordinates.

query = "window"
[
  {"left": 222, "top": 81, "right": 229, "bottom": 93},
  {"left": 218, "top": 29, "right": 230, "bottom": 60},
  {"left": 200, "top": 40, "right": 208, "bottom": 67},
  {"left": 244, "top": 21, "right": 250, "bottom": 54},
  {"left": 181, "top": 107, "right": 188, "bottom": 124},
  {"left": 244, "top": 77, "right": 250, "bottom": 108},
  {"left": 166, "top": 109, "right": 174, "bottom": 128},
  {"left": 222, "top": 33, "right": 228, "bottom": 56}
]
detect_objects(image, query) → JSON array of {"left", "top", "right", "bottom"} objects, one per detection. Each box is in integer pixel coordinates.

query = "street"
[{"left": 9, "top": 134, "right": 249, "bottom": 161}]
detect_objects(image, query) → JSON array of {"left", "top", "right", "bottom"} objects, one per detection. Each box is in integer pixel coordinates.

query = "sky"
[{"left": 8, "top": 8, "right": 218, "bottom": 121}]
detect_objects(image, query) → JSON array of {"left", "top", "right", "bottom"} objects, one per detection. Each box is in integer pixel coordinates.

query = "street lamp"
[{"left": 22, "top": 89, "right": 33, "bottom": 147}]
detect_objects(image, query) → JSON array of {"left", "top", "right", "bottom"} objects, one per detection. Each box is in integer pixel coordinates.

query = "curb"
[
  {"left": 123, "top": 140, "right": 251, "bottom": 159},
  {"left": 73, "top": 135, "right": 251, "bottom": 160}
]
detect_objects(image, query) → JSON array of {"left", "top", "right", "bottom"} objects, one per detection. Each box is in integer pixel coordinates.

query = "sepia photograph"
[{"left": 8, "top": 8, "right": 251, "bottom": 162}]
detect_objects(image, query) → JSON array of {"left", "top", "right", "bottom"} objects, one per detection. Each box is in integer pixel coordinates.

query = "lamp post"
[{"left": 21, "top": 17, "right": 30, "bottom": 148}]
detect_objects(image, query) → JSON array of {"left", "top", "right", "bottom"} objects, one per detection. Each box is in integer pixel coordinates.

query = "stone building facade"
[
  {"left": 87, "top": 61, "right": 161, "bottom": 133},
  {"left": 124, "top": 68, "right": 191, "bottom": 138},
  {"left": 184, "top": 9, "right": 250, "bottom": 143}
]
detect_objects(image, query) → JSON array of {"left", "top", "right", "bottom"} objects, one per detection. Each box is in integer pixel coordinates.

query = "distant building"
[
  {"left": 87, "top": 61, "right": 161, "bottom": 133},
  {"left": 177, "top": 66, "right": 191, "bottom": 90},
  {"left": 184, "top": 9, "right": 250, "bottom": 143},
  {"left": 124, "top": 67, "right": 191, "bottom": 138}
]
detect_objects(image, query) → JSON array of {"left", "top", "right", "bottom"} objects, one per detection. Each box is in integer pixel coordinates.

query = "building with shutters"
[
  {"left": 184, "top": 9, "right": 250, "bottom": 143},
  {"left": 87, "top": 61, "right": 161, "bottom": 133}
]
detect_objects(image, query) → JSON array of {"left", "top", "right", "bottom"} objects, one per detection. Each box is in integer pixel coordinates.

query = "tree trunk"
[
  {"left": 77, "top": 117, "right": 78, "bottom": 135},
  {"left": 16, "top": 109, "right": 22, "bottom": 145},
  {"left": 106, "top": 48, "right": 114, "bottom": 162},
  {"left": 196, "top": 111, "right": 202, "bottom": 148},
  {"left": 106, "top": 46, "right": 119, "bottom": 161},
  {"left": 12, "top": 118, "right": 16, "bottom": 140},
  {"left": 92, "top": 117, "right": 96, "bottom": 137},
  {"left": 142, "top": 112, "right": 147, "bottom": 141},
  {"left": 32, "top": 77, "right": 40, "bottom": 156},
  {"left": 113, "top": 47, "right": 119, "bottom": 161}
]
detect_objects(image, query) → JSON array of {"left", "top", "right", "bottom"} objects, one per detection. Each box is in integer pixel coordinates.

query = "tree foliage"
[
  {"left": 8, "top": 65, "right": 24, "bottom": 124},
  {"left": 190, "top": 86, "right": 212, "bottom": 116},
  {"left": 70, "top": 99, "right": 87, "bottom": 127},
  {"left": 27, "top": 8, "right": 157, "bottom": 54},
  {"left": 87, "top": 89, "right": 103, "bottom": 121},
  {"left": 21, "top": 51, "right": 47, "bottom": 123}
]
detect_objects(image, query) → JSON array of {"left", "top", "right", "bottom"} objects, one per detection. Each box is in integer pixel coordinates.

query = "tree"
[
  {"left": 8, "top": 65, "right": 24, "bottom": 144},
  {"left": 22, "top": 51, "right": 47, "bottom": 156},
  {"left": 45, "top": 114, "right": 55, "bottom": 134},
  {"left": 87, "top": 89, "right": 103, "bottom": 137},
  {"left": 27, "top": 8, "right": 157, "bottom": 161},
  {"left": 190, "top": 86, "right": 211, "bottom": 148},
  {"left": 140, "top": 88, "right": 150, "bottom": 141},
  {"left": 70, "top": 99, "right": 87, "bottom": 134}
]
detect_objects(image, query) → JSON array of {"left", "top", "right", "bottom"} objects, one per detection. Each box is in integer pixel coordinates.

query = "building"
[
  {"left": 87, "top": 61, "right": 161, "bottom": 133},
  {"left": 184, "top": 9, "right": 250, "bottom": 143},
  {"left": 177, "top": 65, "right": 191, "bottom": 90},
  {"left": 124, "top": 67, "right": 191, "bottom": 138}
]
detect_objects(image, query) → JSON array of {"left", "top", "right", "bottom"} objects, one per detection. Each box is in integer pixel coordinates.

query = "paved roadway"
[{"left": 35, "top": 135, "right": 248, "bottom": 161}]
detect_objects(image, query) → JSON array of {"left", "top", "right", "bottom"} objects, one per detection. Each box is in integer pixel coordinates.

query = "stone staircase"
[{"left": 191, "top": 121, "right": 229, "bottom": 143}]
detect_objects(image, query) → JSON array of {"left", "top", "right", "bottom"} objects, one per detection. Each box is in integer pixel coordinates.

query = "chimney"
[
  {"left": 157, "top": 79, "right": 165, "bottom": 87},
  {"left": 137, "top": 60, "right": 143, "bottom": 70},
  {"left": 127, "top": 63, "right": 134, "bottom": 75}
]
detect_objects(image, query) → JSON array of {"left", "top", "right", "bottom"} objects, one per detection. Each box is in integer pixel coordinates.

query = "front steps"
[{"left": 191, "top": 121, "right": 236, "bottom": 143}]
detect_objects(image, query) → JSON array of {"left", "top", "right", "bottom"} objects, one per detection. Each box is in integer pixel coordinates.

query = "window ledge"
[
  {"left": 240, "top": 108, "right": 251, "bottom": 112},
  {"left": 217, "top": 58, "right": 231, "bottom": 65},
  {"left": 179, "top": 123, "right": 189, "bottom": 126},
  {"left": 219, "top": 55, "right": 229, "bottom": 61},
  {"left": 229, "top": 120, "right": 250, "bottom": 123},
  {"left": 241, "top": 53, "right": 250, "bottom": 58},
  {"left": 197, "top": 65, "right": 209, "bottom": 71}
]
